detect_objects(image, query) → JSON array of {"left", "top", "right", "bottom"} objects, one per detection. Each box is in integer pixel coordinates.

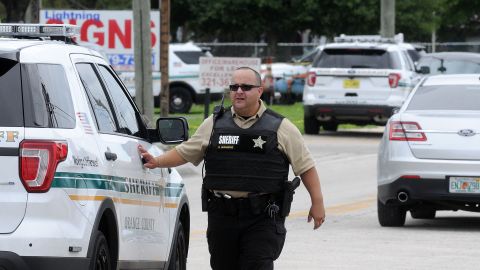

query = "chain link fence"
[
  {"left": 416, "top": 42, "right": 480, "bottom": 54},
  {"left": 195, "top": 42, "right": 480, "bottom": 63},
  {"left": 195, "top": 42, "right": 320, "bottom": 63}
]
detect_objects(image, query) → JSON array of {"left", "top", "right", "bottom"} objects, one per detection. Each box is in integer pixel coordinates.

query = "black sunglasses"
[{"left": 229, "top": 84, "right": 260, "bottom": 92}]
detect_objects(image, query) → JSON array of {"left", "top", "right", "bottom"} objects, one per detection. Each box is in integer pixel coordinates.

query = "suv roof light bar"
[
  {"left": 334, "top": 33, "right": 404, "bottom": 44},
  {"left": 0, "top": 23, "right": 79, "bottom": 38}
]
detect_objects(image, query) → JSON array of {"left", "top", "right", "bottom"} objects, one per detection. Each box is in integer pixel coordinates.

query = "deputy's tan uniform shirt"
[{"left": 175, "top": 101, "right": 316, "bottom": 197}]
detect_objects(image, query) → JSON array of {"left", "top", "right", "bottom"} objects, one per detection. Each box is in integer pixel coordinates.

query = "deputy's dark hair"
[{"left": 235, "top": 66, "right": 262, "bottom": 86}]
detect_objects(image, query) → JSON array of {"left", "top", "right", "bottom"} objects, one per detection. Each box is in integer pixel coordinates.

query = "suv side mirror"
[
  {"left": 152, "top": 117, "right": 189, "bottom": 144},
  {"left": 418, "top": 66, "right": 430, "bottom": 74}
]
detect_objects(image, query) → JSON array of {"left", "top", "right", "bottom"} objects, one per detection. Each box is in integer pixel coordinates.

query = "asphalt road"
[{"left": 178, "top": 127, "right": 480, "bottom": 270}]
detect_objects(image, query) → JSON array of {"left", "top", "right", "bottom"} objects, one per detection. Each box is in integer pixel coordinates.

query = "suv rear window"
[
  {"left": 407, "top": 85, "right": 480, "bottom": 110},
  {"left": 407, "top": 49, "right": 421, "bottom": 62},
  {"left": 313, "top": 48, "right": 401, "bottom": 69},
  {"left": 0, "top": 58, "right": 23, "bottom": 126},
  {"left": 22, "top": 64, "right": 76, "bottom": 128},
  {"left": 174, "top": 51, "right": 204, "bottom": 64}
]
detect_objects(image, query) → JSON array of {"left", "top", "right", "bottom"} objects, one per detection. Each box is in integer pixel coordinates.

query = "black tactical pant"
[{"left": 206, "top": 195, "right": 286, "bottom": 270}]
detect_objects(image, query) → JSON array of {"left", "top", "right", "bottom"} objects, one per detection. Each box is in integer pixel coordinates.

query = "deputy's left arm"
[
  {"left": 277, "top": 119, "right": 325, "bottom": 230},
  {"left": 300, "top": 167, "right": 325, "bottom": 229}
]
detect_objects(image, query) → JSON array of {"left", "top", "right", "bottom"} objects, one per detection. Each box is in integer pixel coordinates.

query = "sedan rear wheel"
[{"left": 377, "top": 200, "right": 406, "bottom": 227}]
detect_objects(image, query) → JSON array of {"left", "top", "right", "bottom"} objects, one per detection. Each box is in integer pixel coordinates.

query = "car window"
[
  {"left": 400, "top": 51, "right": 415, "bottom": 71},
  {"left": 76, "top": 63, "right": 117, "bottom": 133},
  {"left": 417, "top": 57, "right": 480, "bottom": 74},
  {"left": 173, "top": 51, "right": 204, "bottom": 64},
  {"left": 0, "top": 58, "right": 23, "bottom": 126},
  {"left": 22, "top": 63, "right": 76, "bottom": 128},
  {"left": 98, "top": 65, "right": 142, "bottom": 137},
  {"left": 407, "top": 49, "right": 421, "bottom": 62},
  {"left": 407, "top": 85, "right": 480, "bottom": 110},
  {"left": 313, "top": 48, "right": 401, "bottom": 69},
  {"left": 296, "top": 48, "right": 319, "bottom": 63}
]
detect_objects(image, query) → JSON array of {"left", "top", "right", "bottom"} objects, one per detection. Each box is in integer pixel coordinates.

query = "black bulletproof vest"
[{"left": 203, "top": 109, "right": 289, "bottom": 193}]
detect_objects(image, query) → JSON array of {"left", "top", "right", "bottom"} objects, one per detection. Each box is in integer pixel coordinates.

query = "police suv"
[
  {"left": 118, "top": 42, "right": 223, "bottom": 114},
  {"left": 303, "top": 34, "right": 421, "bottom": 133},
  {"left": 0, "top": 24, "right": 190, "bottom": 270}
]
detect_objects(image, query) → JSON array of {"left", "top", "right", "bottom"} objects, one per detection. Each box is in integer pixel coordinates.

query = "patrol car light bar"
[
  {"left": 334, "top": 33, "right": 404, "bottom": 44},
  {"left": 0, "top": 23, "right": 79, "bottom": 38}
]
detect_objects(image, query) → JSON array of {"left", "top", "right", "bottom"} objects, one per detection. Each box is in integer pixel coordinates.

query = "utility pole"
[
  {"left": 133, "top": 0, "right": 153, "bottom": 124},
  {"left": 380, "top": 0, "right": 395, "bottom": 38},
  {"left": 431, "top": 11, "right": 437, "bottom": 53},
  {"left": 160, "top": 0, "right": 170, "bottom": 117}
]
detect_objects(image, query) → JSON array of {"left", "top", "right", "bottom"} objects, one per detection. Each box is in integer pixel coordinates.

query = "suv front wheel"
[
  {"left": 90, "top": 231, "right": 112, "bottom": 270},
  {"left": 168, "top": 222, "right": 187, "bottom": 270}
]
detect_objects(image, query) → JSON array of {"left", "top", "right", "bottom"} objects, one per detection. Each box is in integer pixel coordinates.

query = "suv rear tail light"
[
  {"left": 307, "top": 71, "right": 316, "bottom": 86},
  {"left": 388, "top": 73, "right": 401, "bottom": 88},
  {"left": 389, "top": 121, "right": 427, "bottom": 141},
  {"left": 401, "top": 175, "right": 421, "bottom": 180},
  {"left": 20, "top": 140, "right": 68, "bottom": 193}
]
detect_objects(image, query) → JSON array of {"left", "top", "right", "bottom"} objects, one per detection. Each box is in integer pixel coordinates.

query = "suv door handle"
[{"left": 105, "top": 151, "right": 117, "bottom": 161}]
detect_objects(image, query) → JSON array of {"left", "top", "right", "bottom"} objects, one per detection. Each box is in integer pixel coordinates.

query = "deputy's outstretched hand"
[
  {"left": 138, "top": 145, "right": 158, "bottom": 169},
  {"left": 307, "top": 200, "right": 325, "bottom": 230}
]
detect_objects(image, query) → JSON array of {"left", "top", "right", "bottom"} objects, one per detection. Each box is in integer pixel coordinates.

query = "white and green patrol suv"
[
  {"left": 0, "top": 24, "right": 189, "bottom": 270},
  {"left": 303, "top": 34, "right": 422, "bottom": 134}
]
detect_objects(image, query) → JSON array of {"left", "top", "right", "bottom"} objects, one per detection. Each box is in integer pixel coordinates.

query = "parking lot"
[{"left": 180, "top": 129, "right": 480, "bottom": 270}]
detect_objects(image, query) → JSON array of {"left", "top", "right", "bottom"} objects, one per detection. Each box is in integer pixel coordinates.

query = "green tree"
[
  {"left": 0, "top": 0, "right": 31, "bottom": 22},
  {"left": 1, "top": 0, "right": 479, "bottom": 44},
  {"left": 396, "top": 0, "right": 453, "bottom": 42},
  {"left": 173, "top": 0, "right": 383, "bottom": 43},
  {"left": 42, "top": 0, "right": 131, "bottom": 9},
  {"left": 438, "top": 0, "right": 480, "bottom": 41}
]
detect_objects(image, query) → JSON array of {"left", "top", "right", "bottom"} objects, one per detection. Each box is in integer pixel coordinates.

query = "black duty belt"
[{"left": 207, "top": 191, "right": 282, "bottom": 217}]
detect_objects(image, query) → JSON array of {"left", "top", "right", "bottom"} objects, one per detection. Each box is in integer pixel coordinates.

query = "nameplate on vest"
[{"left": 216, "top": 134, "right": 267, "bottom": 153}]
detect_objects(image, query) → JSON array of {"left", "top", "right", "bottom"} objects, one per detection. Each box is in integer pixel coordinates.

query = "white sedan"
[{"left": 377, "top": 74, "right": 480, "bottom": 226}]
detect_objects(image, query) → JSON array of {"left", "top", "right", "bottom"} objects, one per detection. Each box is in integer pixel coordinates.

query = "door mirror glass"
[
  {"left": 419, "top": 66, "right": 430, "bottom": 74},
  {"left": 157, "top": 117, "right": 189, "bottom": 144}
]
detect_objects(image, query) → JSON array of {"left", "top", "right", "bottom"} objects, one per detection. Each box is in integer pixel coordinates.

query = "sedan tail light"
[
  {"left": 20, "top": 140, "right": 68, "bottom": 193},
  {"left": 389, "top": 121, "right": 427, "bottom": 141},
  {"left": 307, "top": 71, "right": 316, "bottom": 86},
  {"left": 388, "top": 73, "right": 401, "bottom": 88}
]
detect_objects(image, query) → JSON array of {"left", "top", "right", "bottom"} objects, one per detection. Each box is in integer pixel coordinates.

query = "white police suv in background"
[
  {"left": 0, "top": 24, "right": 190, "bottom": 270},
  {"left": 118, "top": 42, "right": 223, "bottom": 114},
  {"left": 303, "top": 34, "right": 421, "bottom": 134}
]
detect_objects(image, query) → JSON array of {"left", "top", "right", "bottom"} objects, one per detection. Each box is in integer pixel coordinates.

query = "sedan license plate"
[
  {"left": 343, "top": 79, "right": 359, "bottom": 89},
  {"left": 449, "top": 176, "right": 480, "bottom": 193}
]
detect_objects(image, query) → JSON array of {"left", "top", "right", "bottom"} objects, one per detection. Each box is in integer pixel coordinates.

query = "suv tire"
[
  {"left": 304, "top": 116, "right": 320, "bottom": 135},
  {"left": 168, "top": 222, "right": 187, "bottom": 270},
  {"left": 170, "top": 86, "right": 193, "bottom": 114},
  {"left": 90, "top": 231, "right": 112, "bottom": 270},
  {"left": 377, "top": 200, "right": 406, "bottom": 227},
  {"left": 323, "top": 122, "right": 338, "bottom": 132}
]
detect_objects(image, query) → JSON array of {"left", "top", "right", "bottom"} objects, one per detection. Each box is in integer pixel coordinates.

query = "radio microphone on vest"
[{"left": 213, "top": 92, "right": 225, "bottom": 119}]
